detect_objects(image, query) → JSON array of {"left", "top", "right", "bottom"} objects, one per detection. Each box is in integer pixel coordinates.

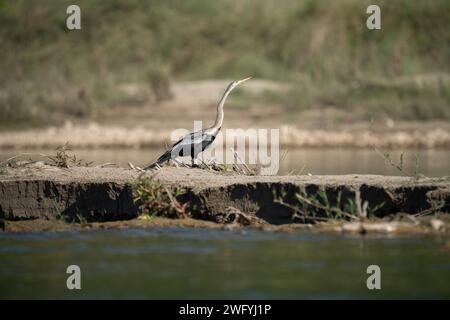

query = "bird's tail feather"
[{"left": 143, "top": 150, "right": 172, "bottom": 170}]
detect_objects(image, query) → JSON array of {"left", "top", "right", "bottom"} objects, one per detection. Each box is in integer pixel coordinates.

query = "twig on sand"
[
  {"left": 230, "top": 147, "right": 252, "bottom": 175},
  {"left": 198, "top": 158, "right": 212, "bottom": 170},
  {"left": 170, "top": 159, "right": 179, "bottom": 168},
  {"left": 220, "top": 206, "right": 263, "bottom": 225},
  {"left": 176, "top": 159, "right": 190, "bottom": 168},
  {"left": 96, "top": 162, "right": 116, "bottom": 168},
  {"left": 274, "top": 198, "right": 333, "bottom": 222},
  {"left": 0, "top": 153, "right": 51, "bottom": 167},
  {"left": 414, "top": 200, "right": 446, "bottom": 217},
  {"left": 164, "top": 186, "right": 189, "bottom": 218},
  {"left": 128, "top": 162, "right": 136, "bottom": 170},
  {"left": 129, "top": 161, "right": 146, "bottom": 174}
]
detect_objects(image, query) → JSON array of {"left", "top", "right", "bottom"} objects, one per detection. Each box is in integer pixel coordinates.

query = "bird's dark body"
[
  {"left": 145, "top": 129, "right": 219, "bottom": 169},
  {"left": 177, "top": 135, "right": 216, "bottom": 158}
]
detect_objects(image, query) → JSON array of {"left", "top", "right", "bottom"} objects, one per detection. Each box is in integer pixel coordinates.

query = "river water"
[
  {"left": 1, "top": 228, "right": 449, "bottom": 299},
  {"left": 1, "top": 148, "right": 449, "bottom": 176}
]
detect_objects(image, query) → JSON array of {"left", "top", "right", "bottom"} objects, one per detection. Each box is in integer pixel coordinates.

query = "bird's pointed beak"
[{"left": 237, "top": 76, "right": 252, "bottom": 85}]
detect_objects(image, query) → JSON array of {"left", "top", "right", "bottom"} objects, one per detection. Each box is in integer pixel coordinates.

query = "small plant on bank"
[
  {"left": 274, "top": 187, "right": 385, "bottom": 223},
  {"left": 371, "top": 145, "right": 424, "bottom": 181},
  {"left": 0, "top": 142, "right": 92, "bottom": 170},
  {"left": 56, "top": 211, "right": 89, "bottom": 225},
  {"left": 47, "top": 142, "right": 92, "bottom": 168},
  {"left": 437, "top": 176, "right": 450, "bottom": 183},
  {"left": 133, "top": 175, "right": 190, "bottom": 219}
]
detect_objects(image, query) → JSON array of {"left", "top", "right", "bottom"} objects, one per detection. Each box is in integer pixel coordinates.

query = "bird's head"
[{"left": 228, "top": 76, "right": 252, "bottom": 91}]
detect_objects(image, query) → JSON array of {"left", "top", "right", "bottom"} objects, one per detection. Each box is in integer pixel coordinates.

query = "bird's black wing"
[
  {"left": 144, "top": 129, "right": 217, "bottom": 169},
  {"left": 171, "top": 130, "right": 206, "bottom": 146},
  {"left": 201, "top": 133, "right": 216, "bottom": 151},
  {"left": 173, "top": 129, "right": 216, "bottom": 157}
]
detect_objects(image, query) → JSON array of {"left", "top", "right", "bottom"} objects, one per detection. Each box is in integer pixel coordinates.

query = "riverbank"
[
  {"left": 0, "top": 166, "right": 449, "bottom": 234},
  {"left": 4, "top": 215, "right": 450, "bottom": 236}
]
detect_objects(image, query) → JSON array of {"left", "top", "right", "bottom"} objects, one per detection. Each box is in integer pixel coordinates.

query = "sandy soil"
[{"left": 1, "top": 165, "right": 448, "bottom": 188}]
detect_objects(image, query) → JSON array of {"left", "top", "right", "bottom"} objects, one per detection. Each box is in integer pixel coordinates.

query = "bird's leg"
[{"left": 191, "top": 156, "right": 200, "bottom": 168}]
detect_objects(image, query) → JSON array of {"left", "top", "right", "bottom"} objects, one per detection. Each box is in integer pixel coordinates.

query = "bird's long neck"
[{"left": 211, "top": 86, "right": 232, "bottom": 129}]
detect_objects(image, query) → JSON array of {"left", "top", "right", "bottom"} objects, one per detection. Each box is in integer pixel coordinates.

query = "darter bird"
[{"left": 144, "top": 77, "right": 251, "bottom": 169}]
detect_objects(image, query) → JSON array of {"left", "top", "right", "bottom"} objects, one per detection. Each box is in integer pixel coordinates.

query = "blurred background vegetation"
[{"left": 0, "top": 0, "right": 449, "bottom": 128}]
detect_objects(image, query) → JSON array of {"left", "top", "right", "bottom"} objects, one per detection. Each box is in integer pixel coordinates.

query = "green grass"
[
  {"left": 274, "top": 187, "right": 385, "bottom": 223},
  {"left": 0, "top": 0, "right": 449, "bottom": 127},
  {"left": 133, "top": 175, "right": 190, "bottom": 218}
]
